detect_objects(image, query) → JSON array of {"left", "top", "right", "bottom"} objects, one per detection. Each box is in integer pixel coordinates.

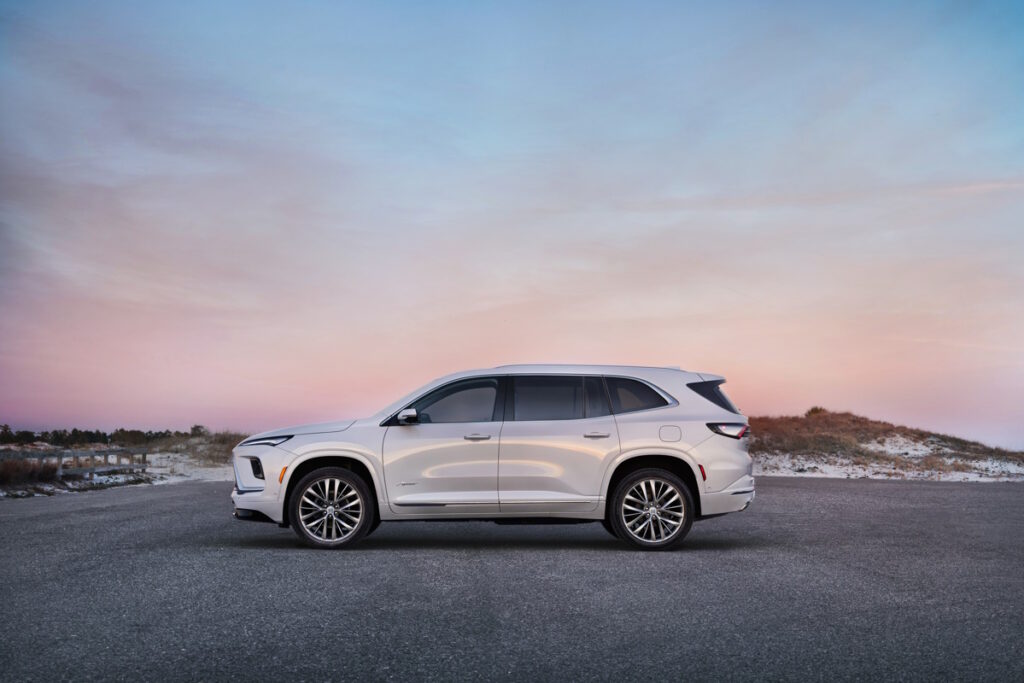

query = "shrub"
[
  {"left": 0, "top": 459, "right": 58, "bottom": 485},
  {"left": 197, "top": 431, "right": 247, "bottom": 464}
]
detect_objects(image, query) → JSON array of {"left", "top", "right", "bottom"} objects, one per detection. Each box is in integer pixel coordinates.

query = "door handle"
[
  {"left": 464, "top": 434, "right": 492, "bottom": 441},
  {"left": 583, "top": 432, "right": 611, "bottom": 439}
]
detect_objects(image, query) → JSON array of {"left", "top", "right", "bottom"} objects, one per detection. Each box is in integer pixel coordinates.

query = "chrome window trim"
[{"left": 380, "top": 372, "right": 677, "bottom": 426}]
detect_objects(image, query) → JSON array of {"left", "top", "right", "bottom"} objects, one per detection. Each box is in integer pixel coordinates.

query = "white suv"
[{"left": 231, "top": 365, "right": 754, "bottom": 550}]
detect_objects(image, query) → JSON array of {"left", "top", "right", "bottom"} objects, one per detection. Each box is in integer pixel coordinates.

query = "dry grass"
[
  {"left": 139, "top": 431, "right": 247, "bottom": 465},
  {"left": 126, "top": 430, "right": 246, "bottom": 462},
  {"left": 0, "top": 459, "right": 58, "bottom": 485},
  {"left": 750, "top": 408, "right": 1024, "bottom": 465},
  {"left": 201, "top": 431, "right": 248, "bottom": 464}
]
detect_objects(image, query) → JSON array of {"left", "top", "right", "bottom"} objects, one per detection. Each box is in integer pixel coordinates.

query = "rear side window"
[
  {"left": 512, "top": 376, "right": 584, "bottom": 421},
  {"left": 412, "top": 378, "right": 499, "bottom": 423},
  {"left": 584, "top": 376, "right": 611, "bottom": 418},
  {"left": 606, "top": 377, "right": 669, "bottom": 414}
]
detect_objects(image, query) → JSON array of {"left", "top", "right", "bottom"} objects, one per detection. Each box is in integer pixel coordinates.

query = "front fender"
[{"left": 278, "top": 447, "right": 387, "bottom": 511}]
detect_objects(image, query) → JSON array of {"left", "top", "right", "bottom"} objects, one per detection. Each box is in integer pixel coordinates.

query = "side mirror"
[{"left": 397, "top": 408, "right": 418, "bottom": 425}]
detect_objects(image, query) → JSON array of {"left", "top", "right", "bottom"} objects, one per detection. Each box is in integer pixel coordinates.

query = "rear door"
[
  {"left": 382, "top": 376, "right": 504, "bottom": 515},
  {"left": 497, "top": 375, "right": 619, "bottom": 513}
]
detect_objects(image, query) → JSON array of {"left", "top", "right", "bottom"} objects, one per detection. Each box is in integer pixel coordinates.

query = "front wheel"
[
  {"left": 609, "top": 468, "right": 694, "bottom": 550},
  {"left": 289, "top": 467, "right": 375, "bottom": 549}
]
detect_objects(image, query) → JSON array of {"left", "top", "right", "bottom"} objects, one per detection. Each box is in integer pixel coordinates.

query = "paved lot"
[{"left": 1, "top": 477, "right": 1022, "bottom": 681}]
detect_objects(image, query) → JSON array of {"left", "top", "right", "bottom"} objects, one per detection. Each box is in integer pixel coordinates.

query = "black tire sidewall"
[
  {"left": 289, "top": 467, "right": 375, "bottom": 549},
  {"left": 610, "top": 468, "right": 694, "bottom": 550},
  {"left": 600, "top": 518, "right": 617, "bottom": 537}
]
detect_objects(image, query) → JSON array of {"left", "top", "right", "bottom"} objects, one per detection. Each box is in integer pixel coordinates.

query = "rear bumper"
[{"left": 700, "top": 475, "right": 755, "bottom": 516}]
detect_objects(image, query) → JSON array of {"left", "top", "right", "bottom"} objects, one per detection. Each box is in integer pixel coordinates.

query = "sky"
[{"left": 1, "top": 1, "right": 1023, "bottom": 448}]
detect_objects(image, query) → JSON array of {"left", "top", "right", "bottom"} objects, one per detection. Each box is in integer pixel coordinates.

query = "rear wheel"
[
  {"left": 289, "top": 467, "right": 374, "bottom": 549},
  {"left": 609, "top": 468, "right": 694, "bottom": 550}
]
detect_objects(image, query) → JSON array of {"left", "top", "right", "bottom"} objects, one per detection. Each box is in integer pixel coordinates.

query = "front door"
[
  {"left": 498, "top": 375, "right": 619, "bottom": 513},
  {"left": 382, "top": 376, "right": 504, "bottom": 515}
]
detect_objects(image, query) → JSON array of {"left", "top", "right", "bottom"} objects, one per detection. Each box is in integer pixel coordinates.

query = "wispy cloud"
[{"left": 1, "top": 1, "right": 1023, "bottom": 448}]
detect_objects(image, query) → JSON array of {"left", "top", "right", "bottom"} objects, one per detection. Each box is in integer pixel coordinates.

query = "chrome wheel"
[
  {"left": 298, "top": 477, "right": 363, "bottom": 542},
  {"left": 621, "top": 477, "right": 685, "bottom": 543}
]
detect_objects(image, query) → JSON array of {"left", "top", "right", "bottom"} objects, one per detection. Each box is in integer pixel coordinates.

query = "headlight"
[{"left": 239, "top": 435, "right": 293, "bottom": 447}]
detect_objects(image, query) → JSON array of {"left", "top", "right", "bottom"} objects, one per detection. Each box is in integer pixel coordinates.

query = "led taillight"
[{"left": 707, "top": 423, "right": 749, "bottom": 439}]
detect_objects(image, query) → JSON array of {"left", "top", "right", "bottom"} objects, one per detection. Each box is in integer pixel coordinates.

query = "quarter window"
[
  {"left": 606, "top": 377, "right": 669, "bottom": 414},
  {"left": 411, "top": 378, "right": 499, "bottom": 423},
  {"left": 512, "top": 376, "right": 584, "bottom": 421}
]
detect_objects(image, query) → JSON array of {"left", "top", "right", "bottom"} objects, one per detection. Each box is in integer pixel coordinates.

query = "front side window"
[
  {"left": 512, "top": 376, "right": 584, "bottom": 421},
  {"left": 606, "top": 377, "right": 669, "bottom": 414},
  {"left": 411, "top": 378, "right": 499, "bottom": 423}
]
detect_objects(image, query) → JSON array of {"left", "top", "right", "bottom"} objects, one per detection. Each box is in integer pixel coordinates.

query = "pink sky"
[{"left": 1, "top": 2, "right": 1023, "bottom": 448}]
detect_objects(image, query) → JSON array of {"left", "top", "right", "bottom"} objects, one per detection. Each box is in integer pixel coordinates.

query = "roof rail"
[{"left": 491, "top": 363, "right": 688, "bottom": 372}]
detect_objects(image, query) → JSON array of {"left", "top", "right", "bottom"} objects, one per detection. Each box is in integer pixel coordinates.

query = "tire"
[
  {"left": 600, "top": 518, "right": 616, "bottom": 537},
  {"left": 289, "top": 467, "right": 375, "bottom": 549},
  {"left": 609, "top": 468, "right": 694, "bottom": 550}
]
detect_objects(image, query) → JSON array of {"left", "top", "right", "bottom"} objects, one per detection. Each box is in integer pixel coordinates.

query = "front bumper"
[
  {"left": 230, "top": 443, "right": 293, "bottom": 524},
  {"left": 231, "top": 487, "right": 286, "bottom": 524},
  {"left": 232, "top": 505, "right": 277, "bottom": 523}
]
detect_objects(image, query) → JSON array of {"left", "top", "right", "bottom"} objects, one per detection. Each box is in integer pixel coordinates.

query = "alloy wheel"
[
  {"left": 298, "top": 477, "right": 363, "bottom": 542},
  {"left": 620, "top": 477, "right": 685, "bottom": 543}
]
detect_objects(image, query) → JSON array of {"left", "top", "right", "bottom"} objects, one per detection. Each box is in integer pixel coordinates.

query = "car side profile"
[{"left": 231, "top": 364, "right": 754, "bottom": 550}]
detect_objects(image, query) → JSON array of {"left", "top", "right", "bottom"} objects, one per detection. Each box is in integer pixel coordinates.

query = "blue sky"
[{"left": 1, "top": 1, "right": 1023, "bottom": 447}]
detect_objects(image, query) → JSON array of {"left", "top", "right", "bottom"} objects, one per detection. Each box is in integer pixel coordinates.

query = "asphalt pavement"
[{"left": 1, "top": 477, "right": 1022, "bottom": 681}]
